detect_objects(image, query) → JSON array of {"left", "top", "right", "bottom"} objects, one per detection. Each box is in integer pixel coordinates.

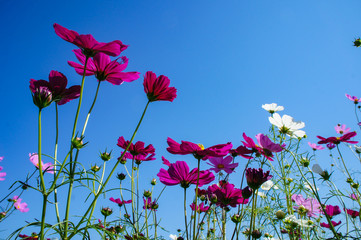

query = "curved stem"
[{"left": 81, "top": 81, "right": 101, "bottom": 136}]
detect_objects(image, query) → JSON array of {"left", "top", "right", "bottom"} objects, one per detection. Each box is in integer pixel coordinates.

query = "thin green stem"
[
  {"left": 192, "top": 159, "right": 201, "bottom": 240},
  {"left": 81, "top": 81, "right": 101, "bottom": 136},
  {"left": 184, "top": 188, "right": 189, "bottom": 240},
  {"left": 53, "top": 104, "right": 61, "bottom": 226}
]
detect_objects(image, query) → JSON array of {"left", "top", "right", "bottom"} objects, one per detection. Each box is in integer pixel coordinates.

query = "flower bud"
[
  {"left": 300, "top": 157, "right": 310, "bottom": 167},
  {"left": 101, "top": 207, "right": 113, "bottom": 217},
  {"left": 143, "top": 190, "right": 152, "bottom": 198},
  {"left": 22, "top": 184, "right": 28, "bottom": 190},
  {"left": 275, "top": 210, "right": 286, "bottom": 220},
  {"left": 0, "top": 212, "right": 6, "bottom": 219},
  {"left": 118, "top": 155, "right": 127, "bottom": 164},
  {"left": 100, "top": 151, "right": 112, "bottom": 161},
  {"left": 151, "top": 178, "right": 157, "bottom": 185},
  {"left": 231, "top": 214, "right": 242, "bottom": 223},
  {"left": 124, "top": 213, "right": 130, "bottom": 219},
  {"left": 117, "top": 173, "right": 126, "bottom": 181},
  {"left": 354, "top": 38, "right": 361, "bottom": 47},
  {"left": 32, "top": 86, "right": 52, "bottom": 109},
  {"left": 210, "top": 194, "right": 218, "bottom": 204},
  {"left": 152, "top": 203, "right": 159, "bottom": 210},
  {"left": 352, "top": 183, "right": 360, "bottom": 189},
  {"left": 224, "top": 206, "right": 231, "bottom": 212},
  {"left": 347, "top": 178, "right": 353, "bottom": 183},
  {"left": 251, "top": 229, "right": 262, "bottom": 239},
  {"left": 72, "top": 136, "right": 86, "bottom": 149},
  {"left": 91, "top": 164, "right": 101, "bottom": 172},
  {"left": 115, "top": 225, "right": 124, "bottom": 234}
]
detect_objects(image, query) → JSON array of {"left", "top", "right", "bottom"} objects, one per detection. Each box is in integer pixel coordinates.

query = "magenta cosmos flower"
[
  {"left": 167, "top": 137, "right": 232, "bottom": 160},
  {"left": 320, "top": 221, "right": 341, "bottom": 229},
  {"left": 143, "top": 71, "right": 177, "bottom": 102},
  {"left": 317, "top": 132, "right": 358, "bottom": 145},
  {"left": 157, "top": 161, "right": 215, "bottom": 189},
  {"left": 345, "top": 94, "right": 361, "bottom": 104},
  {"left": 68, "top": 49, "right": 140, "bottom": 85},
  {"left": 54, "top": 23, "right": 127, "bottom": 57},
  {"left": 13, "top": 196, "right": 29, "bottom": 213},
  {"left": 308, "top": 142, "right": 325, "bottom": 151},
  {"left": 143, "top": 197, "right": 158, "bottom": 211},
  {"left": 291, "top": 194, "right": 321, "bottom": 217},
  {"left": 109, "top": 197, "right": 132, "bottom": 207},
  {"left": 190, "top": 202, "right": 209, "bottom": 213},
  {"left": 207, "top": 155, "right": 238, "bottom": 174},
  {"left": 207, "top": 181, "right": 248, "bottom": 208},
  {"left": 240, "top": 133, "right": 284, "bottom": 161},
  {"left": 345, "top": 208, "right": 360, "bottom": 218},
  {"left": 323, "top": 205, "right": 341, "bottom": 218},
  {"left": 117, "top": 136, "right": 155, "bottom": 156},
  {"left": 30, "top": 70, "right": 81, "bottom": 106},
  {"left": 335, "top": 124, "right": 351, "bottom": 135},
  {"left": 29, "top": 153, "right": 54, "bottom": 174},
  {"left": 245, "top": 168, "right": 272, "bottom": 190},
  {"left": 121, "top": 152, "right": 155, "bottom": 165}
]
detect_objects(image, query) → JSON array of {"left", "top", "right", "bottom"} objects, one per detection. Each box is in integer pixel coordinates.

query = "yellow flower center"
[
  {"left": 217, "top": 164, "right": 225, "bottom": 169},
  {"left": 198, "top": 144, "right": 205, "bottom": 150}
]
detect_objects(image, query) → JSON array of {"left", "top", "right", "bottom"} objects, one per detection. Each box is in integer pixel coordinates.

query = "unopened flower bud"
[
  {"left": 200, "top": 195, "right": 206, "bottom": 201},
  {"left": 298, "top": 205, "right": 308, "bottom": 215},
  {"left": 210, "top": 194, "right": 218, "bottom": 204},
  {"left": 118, "top": 156, "right": 127, "bottom": 164},
  {"left": 284, "top": 164, "right": 290, "bottom": 169},
  {"left": 101, "top": 207, "right": 113, "bottom": 217},
  {"left": 117, "top": 173, "right": 126, "bottom": 181},
  {"left": 143, "top": 190, "right": 152, "bottom": 198},
  {"left": 91, "top": 165, "right": 101, "bottom": 172},
  {"left": 347, "top": 178, "right": 353, "bottom": 183},
  {"left": 72, "top": 136, "right": 86, "bottom": 149},
  {"left": 0, "top": 212, "right": 6, "bottom": 219},
  {"left": 115, "top": 225, "right": 124, "bottom": 233},
  {"left": 251, "top": 229, "right": 262, "bottom": 239},
  {"left": 152, "top": 203, "right": 159, "bottom": 210},
  {"left": 231, "top": 214, "right": 242, "bottom": 223},
  {"left": 124, "top": 213, "right": 130, "bottom": 219},
  {"left": 22, "top": 184, "right": 28, "bottom": 190},
  {"left": 151, "top": 178, "right": 157, "bottom": 185},
  {"left": 224, "top": 206, "right": 231, "bottom": 212},
  {"left": 352, "top": 183, "right": 360, "bottom": 189},
  {"left": 100, "top": 151, "right": 112, "bottom": 161},
  {"left": 275, "top": 210, "right": 286, "bottom": 220},
  {"left": 354, "top": 38, "right": 361, "bottom": 47},
  {"left": 32, "top": 86, "right": 52, "bottom": 109}
]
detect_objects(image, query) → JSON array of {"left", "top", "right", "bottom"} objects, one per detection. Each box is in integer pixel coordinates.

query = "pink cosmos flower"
[
  {"left": 122, "top": 152, "right": 155, "bottom": 165},
  {"left": 143, "top": 197, "right": 158, "bottom": 211},
  {"left": 161, "top": 156, "right": 172, "bottom": 167},
  {"left": 109, "top": 197, "right": 132, "bottom": 207},
  {"left": 53, "top": 23, "right": 127, "bottom": 57},
  {"left": 68, "top": 49, "right": 140, "bottom": 85},
  {"left": 29, "top": 153, "right": 54, "bottom": 174},
  {"left": 245, "top": 168, "right": 272, "bottom": 190},
  {"left": 335, "top": 124, "right": 351, "bottom": 135},
  {"left": 13, "top": 196, "right": 29, "bottom": 213},
  {"left": 291, "top": 194, "right": 321, "bottom": 217},
  {"left": 157, "top": 161, "right": 215, "bottom": 189},
  {"left": 345, "top": 209, "right": 360, "bottom": 218},
  {"left": 143, "top": 71, "right": 177, "bottom": 102},
  {"left": 320, "top": 221, "right": 341, "bottom": 229},
  {"left": 0, "top": 157, "right": 5, "bottom": 181},
  {"left": 350, "top": 194, "right": 359, "bottom": 200},
  {"left": 345, "top": 94, "right": 361, "bottom": 104},
  {"left": 207, "top": 155, "right": 238, "bottom": 174},
  {"left": 317, "top": 132, "right": 358, "bottom": 145},
  {"left": 207, "top": 181, "right": 248, "bottom": 208},
  {"left": 166, "top": 137, "right": 232, "bottom": 160},
  {"left": 308, "top": 142, "right": 325, "bottom": 151},
  {"left": 30, "top": 70, "right": 80, "bottom": 105},
  {"left": 323, "top": 205, "right": 341, "bottom": 218},
  {"left": 190, "top": 202, "right": 209, "bottom": 213},
  {"left": 117, "top": 137, "right": 155, "bottom": 156}
]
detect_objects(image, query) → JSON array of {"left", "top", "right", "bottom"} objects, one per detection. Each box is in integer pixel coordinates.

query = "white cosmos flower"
[
  {"left": 257, "top": 191, "right": 267, "bottom": 198},
  {"left": 262, "top": 103, "right": 284, "bottom": 114},
  {"left": 261, "top": 180, "right": 279, "bottom": 190},
  {"left": 169, "top": 234, "right": 178, "bottom": 240},
  {"left": 303, "top": 181, "right": 319, "bottom": 191},
  {"left": 285, "top": 215, "right": 314, "bottom": 228},
  {"left": 269, "top": 113, "right": 306, "bottom": 138},
  {"left": 312, "top": 164, "right": 325, "bottom": 175}
]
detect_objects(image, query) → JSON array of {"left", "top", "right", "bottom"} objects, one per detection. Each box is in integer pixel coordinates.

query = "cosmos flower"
[
  {"left": 207, "top": 181, "right": 248, "bottom": 208},
  {"left": 29, "top": 153, "right": 54, "bottom": 174},
  {"left": 308, "top": 142, "right": 324, "bottom": 151},
  {"left": 345, "top": 94, "right": 361, "bottom": 104},
  {"left": 207, "top": 155, "right": 238, "bottom": 174},
  {"left": 0, "top": 157, "right": 5, "bottom": 181},
  {"left": 245, "top": 168, "right": 273, "bottom": 190},
  {"left": 317, "top": 132, "right": 358, "bottom": 145},
  {"left": 13, "top": 196, "right": 29, "bottom": 213},
  {"left": 291, "top": 194, "right": 321, "bottom": 217},
  {"left": 117, "top": 137, "right": 155, "bottom": 156},
  {"left": 109, "top": 197, "right": 132, "bottom": 207},
  {"left": 68, "top": 49, "right": 140, "bottom": 85},
  {"left": 190, "top": 202, "right": 210, "bottom": 213},
  {"left": 261, "top": 180, "right": 278, "bottom": 191},
  {"left": 121, "top": 152, "right": 155, "bottom": 165},
  {"left": 323, "top": 205, "right": 341, "bottom": 218},
  {"left": 161, "top": 156, "right": 172, "bottom": 167},
  {"left": 143, "top": 71, "right": 177, "bottom": 102},
  {"left": 345, "top": 209, "right": 360, "bottom": 218},
  {"left": 157, "top": 161, "right": 215, "bottom": 188},
  {"left": 335, "top": 124, "right": 351, "bottom": 135},
  {"left": 262, "top": 103, "right": 284, "bottom": 114},
  {"left": 143, "top": 197, "right": 158, "bottom": 211},
  {"left": 53, "top": 23, "right": 127, "bottom": 57},
  {"left": 269, "top": 113, "right": 305, "bottom": 138},
  {"left": 320, "top": 221, "right": 341, "bottom": 229},
  {"left": 166, "top": 137, "right": 232, "bottom": 160},
  {"left": 284, "top": 215, "right": 314, "bottom": 228},
  {"left": 350, "top": 194, "right": 359, "bottom": 200}
]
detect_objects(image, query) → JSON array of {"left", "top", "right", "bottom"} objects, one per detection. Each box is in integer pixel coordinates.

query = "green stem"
[
  {"left": 81, "top": 81, "right": 101, "bottom": 136},
  {"left": 154, "top": 211, "right": 158, "bottom": 239},
  {"left": 131, "top": 159, "right": 137, "bottom": 234},
  {"left": 222, "top": 209, "right": 226, "bottom": 240},
  {"left": 69, "top": 101, "right": 150, "bottom": 239},
  {"left": 54, "top": 104, "right": 61, "bottom": 226},
  {"left": 192, "top": 159, "right": 201, "bottom": 240},
  {"left": 184, "top": 188, "right": 189, "bottom": 240},
  {"left": 145, "top": 204, "right": 149, "bottom": 239}
]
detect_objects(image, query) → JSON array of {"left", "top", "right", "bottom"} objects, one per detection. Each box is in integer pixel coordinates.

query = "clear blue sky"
[{"left": 1, "top": 0, "right": 361, "bottom": 238}]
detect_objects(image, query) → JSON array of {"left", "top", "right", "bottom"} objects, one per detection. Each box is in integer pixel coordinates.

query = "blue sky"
[{"left": 1, "top": 0, "right": 361, "bottom": 238}]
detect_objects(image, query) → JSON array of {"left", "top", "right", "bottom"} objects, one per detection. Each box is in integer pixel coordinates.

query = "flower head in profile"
[
  {"left": 0, "top": 157, "right": 5, "bottom": 181},
  {"left": 30, "top": 70, "right": 80, "bottom": 106},
  {"left": 320, "top": 221, "right": 341, "bottom": 229},
  {"left": 117, "top": 137, "right": 155, "bottom": 156},
  {"left": 122, "top": 152, "right": 155, "bottom": 165},
  {"left": 143, "top": 71, "right": 177, "bottom": 102},
  {"left": 350, "top": 194, "right": 359, "bottom": 200},
  {"left": 54, "top": 23, "right": 127, "bottom": 57},
  {"left": 143, "top": 197, "right": 158, "bottom": 211},
  {"left": 157, "top": 161, "right": 215, "bottom": 189},
  {"left": 345, "top": 209, "right": 360, "bottom": 218},
  {"left": 245, "top": 168, "right": 272, "bottom": 190},
  {"left": 262, "top": 103, "right": 284, "bottom": 114},
  {"left": 291, "top": 194, "right": 321, "bottom": 217},
  {"left": 190, "top": 202, "right": 209, "bottom": 213},
  {"left": 207, "top": 181, "right": 248, "bottom": 208},
  {"left": 323, "top": 205, "right": 341, "bottom": 218},
  {"left": 269, "top": 113, "right": 305, "bottom": 138},
  {"left": 29, "top": 153, "right": 54, "bottom": 174},
  {"left": 335, "top": 124, "right": 351, "bottom": 135},
  {"left": 345, "top": 94, "right": 361, "bottom": 104},
  {"left": 312, "top": 164, "right": 331, "bottom": 181},
  {"left": 13, "top": 196, "right": 29, "bottom": 213},
  {"left": 109, "top": 197, "right": 132, "bottom": 207},
  {"left": 317, "top": 132, "right": 358, "bottom": 145},
  {"left": 207, "top": 155, "right": 238, "bottom": 174},
  {"left": 68, "top": 49, "right": 140, "bottom": 85},
  {"left": 167, "top": 137, "right": 232, "bottom": 160},
  {"left": 308, "top": 142, "right": 324, "bottom": 151},
  {"left": 261, "top": 180, "right": 278, "bottom": 191}
]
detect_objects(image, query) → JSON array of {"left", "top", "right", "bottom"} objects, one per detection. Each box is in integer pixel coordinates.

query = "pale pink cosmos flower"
[
  {"left": 350, "top": 194, "right": 359, "bottom": 200},
  {"left": 0, "top": 157, "right": 5, "bottom": 181},
  {"left": 335, "top": 124, "right": 351, "bottom": 135},
  {"left": 346, "top": 94, "right": 361, "bottom": 104},
  {"left": 29, "top": 153, "right": 54, "bottom": 174},
  {"left": 291, "top": 194, "right": 321, "bottom": 217},
  {"left": 308, "top": 142, "right": 325, "bottom": 151},
  {"left": 207, "top": 155, "right": 238, "bottom": 174},
  {"left": 13, "top": 196, "right": 29, "bottom": 213}
]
